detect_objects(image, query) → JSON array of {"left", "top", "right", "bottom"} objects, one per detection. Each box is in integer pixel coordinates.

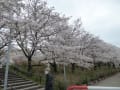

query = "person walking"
[{"left": 45, "top": 63, "right": 54, "bottom": 90}]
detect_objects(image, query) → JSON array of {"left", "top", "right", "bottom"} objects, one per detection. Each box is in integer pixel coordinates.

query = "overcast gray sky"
[{"left": 47, "top": 0, "right": 120, "bottom": 47}]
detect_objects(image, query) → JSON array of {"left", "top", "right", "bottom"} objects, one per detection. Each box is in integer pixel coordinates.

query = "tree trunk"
[
  {"left": 27, "top": 57, "right": 32, "bottom": 76},
  {"left": 50, "top": 60, "right": 57, "bottom": 73},
  {"left": 71, "top": 63, "right": 75, "bottom": 73},
  {"left": 93, "top": 58, "right": 96, "bottom": 70},
  {"left": 53, "top": 60, "right": 57, "bottom": 73}
]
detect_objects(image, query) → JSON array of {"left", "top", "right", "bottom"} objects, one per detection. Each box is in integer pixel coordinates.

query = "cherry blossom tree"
[
  {"left": 0, "top": 0, "right": 23, "bottom": 59},
  {"left": 13, "top": 0, "right": 69, "bottom": 73}
]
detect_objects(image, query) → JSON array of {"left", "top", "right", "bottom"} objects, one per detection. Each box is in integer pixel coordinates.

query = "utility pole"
[
  {"left": 64, "top": 63, "right": 67, "bottom": 85},
  {"left": 63, "top": 51, "right": 67, "bottom": 90},
  {"left": 3, "top": 29, "right": 11, "bottom": 90}
]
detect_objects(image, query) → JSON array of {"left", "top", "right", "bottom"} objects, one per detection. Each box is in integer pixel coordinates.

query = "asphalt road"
[{"left": 95, "top": 73, "right": 120, "bottom": 87}]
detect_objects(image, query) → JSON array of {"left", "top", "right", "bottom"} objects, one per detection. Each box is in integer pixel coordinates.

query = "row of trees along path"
[{"left": 0, "top": 0, "right": 120, "bottom": 75}]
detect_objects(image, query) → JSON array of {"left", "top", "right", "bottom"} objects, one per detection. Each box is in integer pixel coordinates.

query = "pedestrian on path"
[{"left": 45, "top": 63, "right": 54, "bottom": 90}]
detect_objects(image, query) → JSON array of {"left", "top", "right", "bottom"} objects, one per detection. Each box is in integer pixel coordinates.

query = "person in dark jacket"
[{"left": 45, "top": 64, "right": 54, "bottom": 90}]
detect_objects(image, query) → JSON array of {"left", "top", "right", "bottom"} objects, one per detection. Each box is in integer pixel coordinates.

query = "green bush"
[{"left": 54, "top": 80, "right": 66, "bottom": 90}]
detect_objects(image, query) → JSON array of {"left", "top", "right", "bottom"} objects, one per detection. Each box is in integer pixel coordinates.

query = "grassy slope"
[{"left": 10, "top": 63, "right": 120, "bottom": 90}]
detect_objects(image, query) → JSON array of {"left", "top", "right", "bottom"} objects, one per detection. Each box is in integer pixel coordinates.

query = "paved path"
[{"left": 95, "top": 73, "right": 120, "bottom": 87}]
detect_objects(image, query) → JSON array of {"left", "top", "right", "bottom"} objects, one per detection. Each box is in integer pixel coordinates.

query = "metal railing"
[
  {"left": 88, "top": 86, "right": 120, "bottom": 90},
  {"left": 67, "top": 85, "right": 120, "bottom": 90}
]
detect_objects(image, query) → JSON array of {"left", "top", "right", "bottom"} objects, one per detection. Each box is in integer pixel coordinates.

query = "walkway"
[{"left": 95, "top": 73, "right": 120, "bottom": 87}]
